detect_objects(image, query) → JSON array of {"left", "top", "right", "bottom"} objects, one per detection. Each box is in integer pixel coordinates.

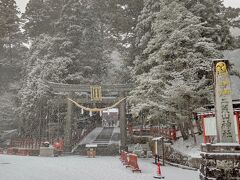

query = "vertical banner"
[
  {"left": 213, "top": 59, "right": 236, "bottom": 142},
  {"left": 90, "top": 86, "right": 102, "bottom": 101}
]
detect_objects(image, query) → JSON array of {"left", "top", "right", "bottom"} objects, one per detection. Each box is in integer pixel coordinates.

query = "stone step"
[
  {"left": 94, "top": 139, "right": 109, "bottom": 142},
  {"left": 63, "top": 152, "right": 73, "bottom": 156},
  {"left": 93, "top": 140, "right": 109, "bottom": 143}
]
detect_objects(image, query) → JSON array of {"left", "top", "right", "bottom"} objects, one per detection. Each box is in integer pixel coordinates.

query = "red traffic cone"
[{"left": 153, "top": 161, "right": 165, "bottom": 179}]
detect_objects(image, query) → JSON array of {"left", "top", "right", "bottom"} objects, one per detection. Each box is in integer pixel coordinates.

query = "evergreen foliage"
[
  {"left": 0, "top": 0, "right": 25, "bottom": 65},
  {"left": 0, "top": 0, "right": 26, "bottom": 131},
  {"left": 18, "top": 0, "right": 111, "bottom": 135},
  {"left": 5, "top": 0, "right": 238, "bottom": 139},
  {"left": 130, "top": 0, "right": 230, "bottom": 130},
  {"left": 23, "top": 0, "right": 63, "bottom": 38},
  {"left": 184, "top": 0, "right": 234, "bottom": 50}
]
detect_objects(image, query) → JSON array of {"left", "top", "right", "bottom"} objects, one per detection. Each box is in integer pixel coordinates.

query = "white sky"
[
  {"left": 16, "top": 0, "right": 240, "bottom": 13},
  {"left": 224, "top": 0, "right": 240, "bottom": 8},
  {"left": 16, "top": 0, "right": 29, "bottom": 13}
]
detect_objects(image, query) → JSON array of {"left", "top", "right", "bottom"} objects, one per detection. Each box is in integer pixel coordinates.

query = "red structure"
[
  {"left": 128, "top": 154, "right": 141, "bottom": 172},
  {"left": 200, "top": 111, "right": 240, "bottom": 144},
  {"left": 235, "top": 111, "right": 240, "bottom": 144},
  {"left": 120, "top": 151, "right": 141, "bottom": 173},
  {"left": 130, "top": 126, "right": 177, "bottom": 141}
]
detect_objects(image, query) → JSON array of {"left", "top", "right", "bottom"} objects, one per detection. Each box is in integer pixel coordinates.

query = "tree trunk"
[
  {"left": 178, "top": 122, "right": 188, "bottom": 140},
  {"left": 184, "top": 122, "right": 190, "bottom": 137},
  {"left": 186, "top": 97, "right": 196, "bottom": 144},
  {"left": 188, "top": 119, "right": 197, "bottom": 144},
  {"left": 196, "top": 116, "right": 203, "bottom": 135}
]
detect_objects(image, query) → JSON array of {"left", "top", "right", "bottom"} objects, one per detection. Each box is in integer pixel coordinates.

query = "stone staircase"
[
  {"left": 92, "top": 127, "right": 114, "bottom": 147},
  {"left": 73, "top": 127, "right": 120, "bottom": 155}
]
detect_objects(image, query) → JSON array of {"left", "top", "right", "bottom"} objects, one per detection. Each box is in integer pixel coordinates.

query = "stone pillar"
[
  {"left": 119, "top": 92, "right": 127, "bottom": 150},
  {"left": 213, "top": 60, "right": 236, "bottom": 143},
  {"left": 64, "top": 92, "right": 73, "bottom": 152}
]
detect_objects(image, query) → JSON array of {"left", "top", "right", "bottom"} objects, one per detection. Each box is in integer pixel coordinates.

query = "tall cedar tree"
[
  {"left": 0, "top": 0, "right": 24, "bottom": 65},
  {"left": 0, "top": 0, "right": 25, "bottom": 130},
  {"left": 23, "top": 0, "right": 63, "bottom": 38},
  {"left": 18, "top": 0, "right": 110, "bottom": 135},
  {"left": 130, "top": 0, "right": 230, "bottom": 130}
]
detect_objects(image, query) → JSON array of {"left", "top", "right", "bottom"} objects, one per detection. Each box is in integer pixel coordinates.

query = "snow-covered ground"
[
  {"left": 172, "top": 135, "right": 203, "bottom": 158},
  {"left": 0, "top": 155, "right": 199, "bottom": 180}
]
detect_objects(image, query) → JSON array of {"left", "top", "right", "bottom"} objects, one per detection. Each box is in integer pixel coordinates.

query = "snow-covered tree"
[
  {"left": 133, "top": 0, "right": 161, "bottom": 74},
  {"left": 18, "top": 0, "right": 111, "bottom": 135},
  {"left": 130, "top": 0, "right": 230, "bottom": 140},
  {"left": 23, "top": 0, "right": 63, "bottom": 38},
  {"left": 0, "top": 0, "right": 25, "bottom": 65},
  {"left": 0, "top": 0, "right": 26, "bottom": 131},
  {"left": 184, "top": 0, "right": 234, "bottom": 49},
  {"left": 92, "top": 0, "right": 144, "bottom": 84},
  {"left": 17, "top": 35, "right": 56, "bottom": 136},
  {"left": 55, "top": 0, "right": 109, "bottom": 84}
]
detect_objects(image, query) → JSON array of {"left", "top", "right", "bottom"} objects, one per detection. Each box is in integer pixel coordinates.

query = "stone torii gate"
[{"left": 45, "top": 81, "right": 132, "bottom": 152}]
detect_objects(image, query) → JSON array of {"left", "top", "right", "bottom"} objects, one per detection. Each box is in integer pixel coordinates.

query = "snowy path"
[{"left": 0, "top": 155, "right": 199, "bottom": 180}]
